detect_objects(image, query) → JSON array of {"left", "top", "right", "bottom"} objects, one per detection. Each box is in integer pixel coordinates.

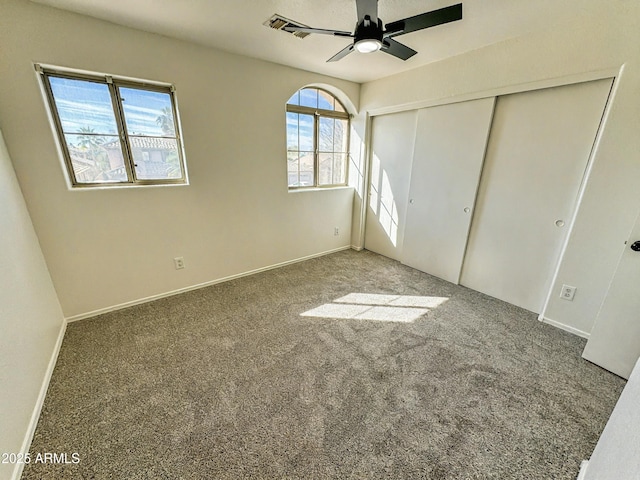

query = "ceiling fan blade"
[
  {"left": 327, "top": 44, "right": 355, "bottom": 62},
  {"left": 283, "top": 26, "right": 353, "bottom": 37},
  {"left": 381, "top": 38, "right": 418, "bottom": 61},
  {"left": 356, "top": 0, "right": 378, "bottom": 23},
  {"left": 384, "top": 3, "right": 462, "bottom": 38}
]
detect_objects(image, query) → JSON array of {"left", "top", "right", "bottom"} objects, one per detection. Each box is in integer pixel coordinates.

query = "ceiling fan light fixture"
[
  {"left": 277, "top": 1, "right": 463, "bottom": 62},
  {"left": 354, "top": 38, "right": 382, "bottom": 53}
]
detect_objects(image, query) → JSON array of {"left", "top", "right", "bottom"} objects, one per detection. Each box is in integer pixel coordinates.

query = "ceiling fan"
[{"left": 283, "top": 0, "right": 463, "bottom": 62}]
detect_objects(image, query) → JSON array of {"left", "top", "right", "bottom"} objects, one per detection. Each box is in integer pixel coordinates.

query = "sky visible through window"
[
  {"left": 45, "top": 73, "right": 183, "bottom": 185},
  {"left": 49, "top": 78, "right": 117, "bottom": 134},
  {"left": 286, "top": 112, "right": 313, "bottom": 152},
  {"left": 49, "top": 77, "right": 174, "bottom": 137},
  {"left": 287, "top": 88, "right": 334, "bottom": 110},
  {"left": 119, "top": 87, "right": 174, "bottom": 137},
  {"left": 286, "top": 88, "right": 348, "bottom": 187}
]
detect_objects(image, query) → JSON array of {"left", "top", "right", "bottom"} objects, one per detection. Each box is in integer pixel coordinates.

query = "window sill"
[
  {"left": 67, "top": 181, "right": 190, "bottom": 191},
  {"left": 288, "top": 185, "right": 353, "bottom": 193}
]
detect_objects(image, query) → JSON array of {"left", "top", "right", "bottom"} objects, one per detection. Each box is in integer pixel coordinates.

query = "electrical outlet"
[
  {"left": 174, "top": 257, "right": 185, "bottom": 270},
  {"left": 560, "top": 284, "right": 576, "bottom": 301},
  {"left": 334, "top": 227, "right": 340, "bottom": 236}
]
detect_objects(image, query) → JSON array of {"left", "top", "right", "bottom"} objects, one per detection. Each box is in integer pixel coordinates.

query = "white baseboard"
[
  {"left": 66, "top": 246, "right": 353, "bottom": 323},
  {"left": 12, "top": 319, "right": 67, "bottom": 480},
  {"left": 350, "top": 245, "right": 364, "bottom": 251},
  {"left": 576, "top": 460, "right": 589, "bottom": 480},
  {"left": 538, "top": 315, "right": 590, "bottom": 339}
]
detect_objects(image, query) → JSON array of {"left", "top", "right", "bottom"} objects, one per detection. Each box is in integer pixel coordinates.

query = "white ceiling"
[{"left": 31, "top": 0, "right": 603, "bottom": 83}]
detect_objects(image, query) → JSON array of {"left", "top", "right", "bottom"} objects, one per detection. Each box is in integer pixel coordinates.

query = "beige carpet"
[{"left": 22, "top": 249, "right": 625, "bottom": 479}]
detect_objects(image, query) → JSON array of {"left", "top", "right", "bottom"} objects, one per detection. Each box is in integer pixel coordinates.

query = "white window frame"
[{"left": 37, "top": 64, "right": 188, "bottom": 188}]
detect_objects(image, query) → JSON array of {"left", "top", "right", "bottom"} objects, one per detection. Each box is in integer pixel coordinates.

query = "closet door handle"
[{"left": 631, "top": 241, "right": 640, "bottom": 252}]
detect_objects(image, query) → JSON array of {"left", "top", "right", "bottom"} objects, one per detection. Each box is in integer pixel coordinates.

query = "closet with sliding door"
[{"left": 364, "top": 78, "right": 612, "bottom": 314}]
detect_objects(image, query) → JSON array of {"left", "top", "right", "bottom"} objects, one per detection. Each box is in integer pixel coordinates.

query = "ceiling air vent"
[{"left": 264, "top": 14, "right": 310, "bottom": 39}]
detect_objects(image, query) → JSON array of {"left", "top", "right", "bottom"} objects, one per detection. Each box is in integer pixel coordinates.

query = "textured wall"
[
  {"left": 583, "top": 359, "right": 640, "bottom": 479},
  {"left": 0, "top": 0, "right": 361, "bottom": 319},
  {"left": 0, "top": 130, "right": 65, "bottom": 480}
]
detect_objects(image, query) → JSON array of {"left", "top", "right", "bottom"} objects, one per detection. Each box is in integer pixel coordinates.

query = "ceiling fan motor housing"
[{"left": 354, "top": 16, "right": 383, "bottom": 43}]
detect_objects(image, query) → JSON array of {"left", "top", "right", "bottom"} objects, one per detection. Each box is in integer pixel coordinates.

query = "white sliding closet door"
[
  {"left": 401, "top": 97, "right": 496, "bottom": 283},
  {"left": 364, "top": 110, "right": 417, "bottom": 260},
  {"left": 460, "top": 79, "right": 612, "bottom": 313}
]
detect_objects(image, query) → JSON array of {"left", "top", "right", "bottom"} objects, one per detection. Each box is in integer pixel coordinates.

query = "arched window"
[{"left": 286, "top": 87, "right": 350, "bottom": 188}]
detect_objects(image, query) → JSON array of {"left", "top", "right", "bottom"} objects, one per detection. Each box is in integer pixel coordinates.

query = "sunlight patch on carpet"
[{"left": 301, "top": 293, "right": 448, "bottom": 322}]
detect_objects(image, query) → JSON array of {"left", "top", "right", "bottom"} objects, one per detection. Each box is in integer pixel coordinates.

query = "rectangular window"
[{"left": 38, "top": 65, "right": 187, "bottom": 187}]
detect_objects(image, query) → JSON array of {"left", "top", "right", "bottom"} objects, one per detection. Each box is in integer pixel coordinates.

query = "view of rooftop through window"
[{"left": 41, "top": 68, "right": 185, "bottom": 186}]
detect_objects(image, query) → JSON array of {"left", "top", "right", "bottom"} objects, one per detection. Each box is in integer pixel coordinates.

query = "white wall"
[
  {"left": 0, "top": 130, "right": 66, "bottom": 480},
  {"left": 0, "top": 0, "right": 361, "bottom": 319},
  {"left": 582, "top": 358, "right": 640, "bottom": 479},
  {"left": 358, "top": 2, "right": 640, "bottom": 337},
  {"left": 349, "top": 113, "right": 368, "bottom": 249}
]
